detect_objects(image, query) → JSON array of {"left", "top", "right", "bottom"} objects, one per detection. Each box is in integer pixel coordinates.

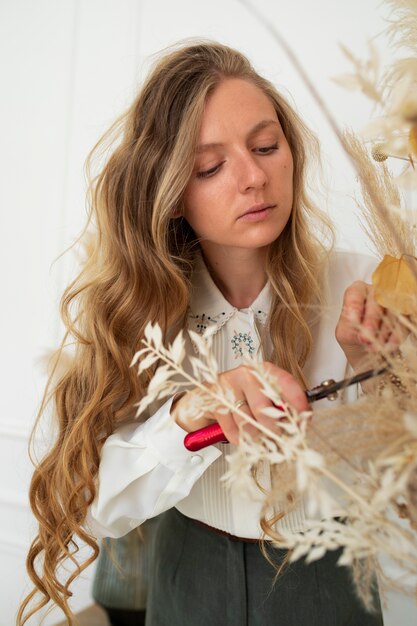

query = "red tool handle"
[
  {"left": 184, "top": 406, "right": 283, "bottom": 451},
  {"left": 184, "top": 423, "right": 228, "bottom": 451},
  {"left": 184, "top": 368, "right": 387, "bottom": 451}
]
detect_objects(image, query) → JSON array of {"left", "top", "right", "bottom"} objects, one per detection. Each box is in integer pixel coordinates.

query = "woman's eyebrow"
[
  {"left": 247, "top": 119, "right": 280, "bottom": 138},
  {"left": 196, "top": 141, "right": 223, "bottom": 154},
  {"left": 196, "top": 119, "right": 280, "bottom": 154}
]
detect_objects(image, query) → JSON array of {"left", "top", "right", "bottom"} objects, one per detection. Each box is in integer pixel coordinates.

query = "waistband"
[{"left": 190, "top": 516, "right": 268, "bottom": 543}]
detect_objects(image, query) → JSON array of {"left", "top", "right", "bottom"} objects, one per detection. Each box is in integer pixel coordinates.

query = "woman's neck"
[{"left": 200, "top": 245, "right": 268, "bottom": 309}]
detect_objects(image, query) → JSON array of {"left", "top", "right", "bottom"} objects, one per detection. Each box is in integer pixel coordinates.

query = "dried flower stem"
[
  {"left": 317, "top": 465, "right": 372, "bottom": 509},
  {"left": 141, "top": 339, "right": 294, "bottom": 441},
  {"left": 143, "top": 336, "right": 408, "bottom": 538}
]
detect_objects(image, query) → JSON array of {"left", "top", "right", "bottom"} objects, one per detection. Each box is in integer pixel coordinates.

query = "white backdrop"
[{"left": 1, "top": 0, "right": 416, "bottom": 624}]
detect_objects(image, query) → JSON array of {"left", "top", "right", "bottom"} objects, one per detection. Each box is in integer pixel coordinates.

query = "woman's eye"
[
  {"left": 196, "top": 162, "right": 223, "bottom": 179},
  {"left": 254, "top": 143, "right": 278, "bottom": 154}
]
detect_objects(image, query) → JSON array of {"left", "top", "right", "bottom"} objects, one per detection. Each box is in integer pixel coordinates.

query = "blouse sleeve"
[{"left": 87, "top": 397, "right": 222, "bottom": 538}]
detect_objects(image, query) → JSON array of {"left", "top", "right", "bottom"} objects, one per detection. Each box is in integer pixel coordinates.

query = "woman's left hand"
[{"left": 335, "top": 280, "right": 406, "bottom": 370}]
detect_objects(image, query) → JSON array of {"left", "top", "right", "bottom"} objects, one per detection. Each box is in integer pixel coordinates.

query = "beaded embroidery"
[
  {"left": 254, "top": 309, "right": 268, "bottom": 326},
  {"left": 188, "top": 311, "right": 222, "bottom": 334},
  {"left": 231, "top": 330, "right": 255, "bottom": 358},
  {"left": 188, "top": 309, "right": 238, "bottom": 336}
]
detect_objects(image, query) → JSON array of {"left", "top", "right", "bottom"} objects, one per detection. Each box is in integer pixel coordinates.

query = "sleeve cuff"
[{"left": 140, "top": 396, "right": 222, "bottom": 470}]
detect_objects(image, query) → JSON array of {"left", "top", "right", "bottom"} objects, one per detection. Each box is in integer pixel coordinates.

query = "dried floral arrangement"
[{"left": 132, "top": 0, "right": 417, "bottom": 610}]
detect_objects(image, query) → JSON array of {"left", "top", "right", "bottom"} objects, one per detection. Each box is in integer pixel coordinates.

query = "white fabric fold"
[{"left": 89, "top": 397, "right": 221, "bottom": 538}]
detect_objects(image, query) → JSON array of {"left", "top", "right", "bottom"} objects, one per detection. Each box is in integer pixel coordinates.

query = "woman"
[{"left": 19, "top": 41, "right": 389, "bottom": 625}]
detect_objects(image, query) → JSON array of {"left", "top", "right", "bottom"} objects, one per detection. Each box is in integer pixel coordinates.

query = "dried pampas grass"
[
  {"left": 386, "top": 0, "right": 417, "bottom": 53},
  {"left": 341, "top": 131, "right": 414, "bottom": 257}
]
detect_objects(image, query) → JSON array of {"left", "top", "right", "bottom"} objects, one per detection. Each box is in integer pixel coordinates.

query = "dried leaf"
[
  {"left": 189, "top": 355, "right": 203, "bottom": 379},
  {"left": 135, "top": 394, "right": 154, "bottom": 416},
  {"left": 339, "top": 42, "right": 359, "bottom": 66},
  {"left": 366, "top": 40, "right": 379, "bottom": 75},
  {"left": 261, "top": 406, "right": 286, "bottom": 419},
  {"left": 302, "top": 449, "right": 324, "bottom": 469},
  {"left": 337, "top": 549, "right": 353, "bottom": 567},
  {"left": 409, "top": 125, "right": 417, "bottom": 156},
  {"left": 305, "top": 545, "right": 327, "bottom": 563},
  {"left": 273, "top": 420, "right": 298, "bottom": 434},
  {"left": 372, "top": 254, "right": 417, "bottom": 314},
  {"left": 289, "top": 542, "right": 312, "bottom": 562},
  {"left": 147, "top": 364, "right": 171, "bottom": 394},
  {"left": 152, "top": 324, "right": 163, "bottom": 350},
  {"left": 170, "top": 331, "right": 185, "bottom": 364},
  {"left": 130, "top": 348, "right": 147, "bottom": 367},
  {"left": 332, "top": 73, "right": 363, "bottom": 90},
  {"left": 137, "top": 352, "right": 159, "bottom": 373},
  {"left": 268, "top": 451, "right": 286, "bottom": 464},
  {"left": 188, "top": 330, "right": 209, "bottom": 356},
  {"left": 144, "top": 321, "right": 154, "bottom": 343}
]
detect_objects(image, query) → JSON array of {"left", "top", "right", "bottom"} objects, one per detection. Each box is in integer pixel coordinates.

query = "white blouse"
[{"left": 88, "top": 249, "right": 377, "bottom": 539}]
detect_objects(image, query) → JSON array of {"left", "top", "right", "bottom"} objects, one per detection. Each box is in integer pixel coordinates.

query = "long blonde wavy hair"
[{"left": 18, "top": 40, "right": 333, "bottom": 624}]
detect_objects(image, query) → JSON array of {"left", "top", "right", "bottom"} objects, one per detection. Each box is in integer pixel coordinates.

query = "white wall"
[{"left": 0, "top": 0, "right": 415, "bottom": 624}]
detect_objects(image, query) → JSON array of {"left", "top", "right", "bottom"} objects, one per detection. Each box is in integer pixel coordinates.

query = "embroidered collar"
[{"left": 187, "top": 254, "right": 271, "bottom": 336}]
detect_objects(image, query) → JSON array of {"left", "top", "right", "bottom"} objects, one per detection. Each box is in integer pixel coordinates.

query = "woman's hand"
[
  {"left": 171, "top": 362, "right": 309, "bottom": 445},
  {"left": 335, "top": 280, "right": 405, "bottom": 370}
]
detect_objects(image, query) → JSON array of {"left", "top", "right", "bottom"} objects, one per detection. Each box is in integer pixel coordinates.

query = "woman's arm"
[
  {"left": 87, "top": 396, "right": 222, "bottom": 538},
  {"left": 89, "top": 363, "right": 309, "bottom": 538}
]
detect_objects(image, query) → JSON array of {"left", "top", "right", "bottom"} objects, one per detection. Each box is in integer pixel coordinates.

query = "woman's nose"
[{"left": 237, "top": 154, "right": 268, "bottom": 192}]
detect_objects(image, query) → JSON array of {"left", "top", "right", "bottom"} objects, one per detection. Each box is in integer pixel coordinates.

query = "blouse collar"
[{"left": 188, "top": 254, "right": 272, "bottom": 336}]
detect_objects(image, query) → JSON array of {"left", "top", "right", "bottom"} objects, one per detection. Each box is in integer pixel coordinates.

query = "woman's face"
[{"left": 183, "top": 78, "right": 294, "bottom": 259}]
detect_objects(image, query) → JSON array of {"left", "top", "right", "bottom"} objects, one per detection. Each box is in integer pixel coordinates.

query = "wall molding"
[
  {"left": 0, "top": 534, "right": 29, "bottom": 555},
  {"left": 0, "top": 489, "right": 29, "bottom": 509},
  {"left": 0, "top": 420, "right": 31, "bottom": 441}
]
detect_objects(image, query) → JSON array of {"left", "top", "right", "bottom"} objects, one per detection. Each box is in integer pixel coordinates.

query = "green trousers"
[
  {"left": 145, "top": 507, "right": 384, "bottom": 626},
  {"left": 92, "top": 518, "right": 159, "bottom": 611}
]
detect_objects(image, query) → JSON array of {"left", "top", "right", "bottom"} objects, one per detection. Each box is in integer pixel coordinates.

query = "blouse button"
[{"left": 190, "top": 454, "right": 203, "bottom": 465}]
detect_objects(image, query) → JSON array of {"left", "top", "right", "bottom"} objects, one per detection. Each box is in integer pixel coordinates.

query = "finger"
[
  {"left": 263, "top": 364, "right": 310, "bottom": 413},
  {"left": 383, "top": 321, "right": 408, "bottom": 353},
  {"left": 238, "top": 422, "right": 261, "bottom": 441},
  {"left": 375, "top": 316, "right": 399, "bottom": 348},
  {"left": 377, "top": 320, "right": 392, "bottom": 346},
  {"left": 231, "top": 372, "right": 291, "bottom": 438},
  {"left": 224, "top": 367, "right": 278, "bottom": 436},
  {"left": 375, "top": 311, "right": 407, "bottom": 351},
  {"left": 217, "top": 378, "right": 259, "bottom": 442},
  {"left": 384, "top": 333, "right": 402, "bottom": 354},
  {"left": 231, "top": 399, "right": 259, "bottom": 440},
  {"left": 216, "top": 373, "right": 251, "bottom": 443},
  {"left": 341, "top": 281, "right": 368, "bottom": 326},
  {"left": 217, "top": 411, "right": 241, "bottom": 445},
  {"left": 386, "top": 311, "right": 410, "bottom": 344},
  {"left": 242, "top": 385, "right": 280, "bottom": 435},
  {"left": 359, "top": 287, "right": 386, "bottom": 345}
]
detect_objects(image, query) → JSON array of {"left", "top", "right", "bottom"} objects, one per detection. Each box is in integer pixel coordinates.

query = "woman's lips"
[{"left": 238, "top": 203, "right": 276, "bottom": 222}]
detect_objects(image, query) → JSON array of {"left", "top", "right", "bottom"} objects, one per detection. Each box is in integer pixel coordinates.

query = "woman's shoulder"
[
  {"left": 327, "top": 248, "right": 379, "bottom": 284},
  {"left": 319, "top": 248, "right": 379, "bottom": 306}
]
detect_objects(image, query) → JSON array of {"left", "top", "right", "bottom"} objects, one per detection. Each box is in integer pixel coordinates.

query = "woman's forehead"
[{"left": 198, "top": 78, "right": 280, "bottom": 143}]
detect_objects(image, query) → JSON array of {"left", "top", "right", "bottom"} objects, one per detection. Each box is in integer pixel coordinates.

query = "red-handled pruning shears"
[{"left": 183, "top": 366, "right": 388, "bottom": 452}]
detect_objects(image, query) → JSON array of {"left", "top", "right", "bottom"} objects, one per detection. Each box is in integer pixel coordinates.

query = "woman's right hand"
[{"left": 171, "top": 362, "right": 309, "bottom": 445}]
